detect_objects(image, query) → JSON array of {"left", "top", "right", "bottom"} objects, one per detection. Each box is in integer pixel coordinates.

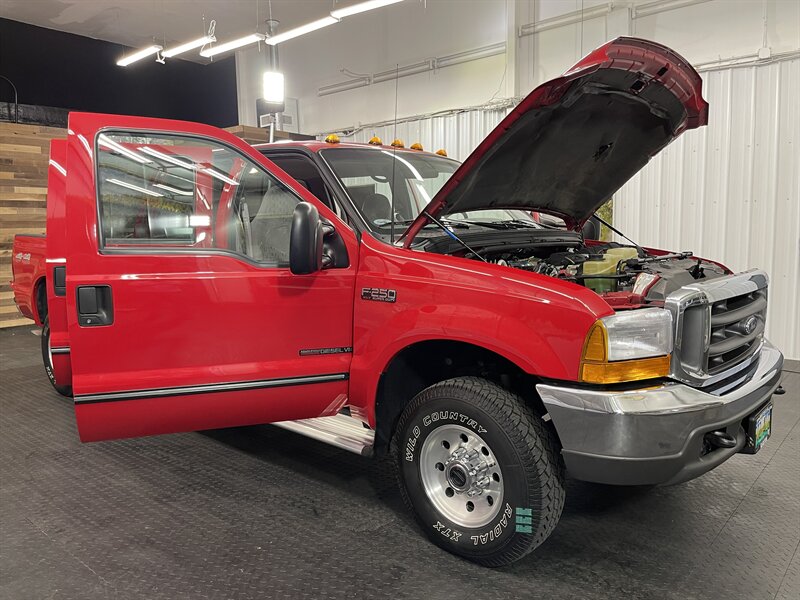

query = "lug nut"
[{"left": 475, "top": 475, "right": 491, "bottom": 488}]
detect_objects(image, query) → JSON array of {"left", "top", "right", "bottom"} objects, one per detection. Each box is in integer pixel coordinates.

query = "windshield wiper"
[
  {"left": 530, "top": 220, "right": 563, "bottom": 230},
  {"left": 422, "top": 211, "right": 487, "bottom": 262},
  {"left": 382, "top": 218, "right": 469, "bottom": 229},
  {"left": 495, "top": 219, "right": 540, "bottom": 229},
  {"left": 451, "top": 219, "right": 540, "bottom": 230}
]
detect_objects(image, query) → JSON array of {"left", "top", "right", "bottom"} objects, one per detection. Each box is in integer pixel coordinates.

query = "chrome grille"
[
  {"left": 708, "top": 290, "right": 766, "bottom": 373},
  {"left": 665, "top": 270, "right": 768, "bottom": 390}
]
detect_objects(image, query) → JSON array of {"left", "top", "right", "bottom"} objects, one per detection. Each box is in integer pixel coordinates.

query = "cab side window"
[
  {"left": 264, "top": 153, "right": 338, "bottom": 214},
  {"left": 96, "top": 132, "right": 300, "bottom": 266}
]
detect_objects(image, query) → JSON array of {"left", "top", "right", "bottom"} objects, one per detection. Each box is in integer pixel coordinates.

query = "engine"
[{"left": 484, "top": 243, "right": 728, "bottom": 308}]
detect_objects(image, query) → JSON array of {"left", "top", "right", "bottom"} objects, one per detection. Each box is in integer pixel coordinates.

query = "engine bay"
[
  {"left": 424, "top": 231, "right": 729, "bottom": 309},
  {"left": 485, "top": 242, "right": 729, "bottom": 307}
]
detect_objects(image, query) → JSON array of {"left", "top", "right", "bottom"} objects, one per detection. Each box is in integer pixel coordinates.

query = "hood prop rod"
[
  {"left": 422, "top": 211, "right": 487, "bottom": 262},
  {"left": 591, "top": 213, "right": 648, "bottom": 257}
]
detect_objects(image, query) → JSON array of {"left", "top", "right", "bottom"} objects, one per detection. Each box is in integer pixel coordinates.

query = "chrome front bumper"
[{"left": 536, "top": 341, "right": 784, "bottom": 486}]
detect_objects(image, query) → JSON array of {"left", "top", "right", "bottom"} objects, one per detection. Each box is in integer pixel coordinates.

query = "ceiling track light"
[
  {"left": 330, "top": 0, "right": 405, "bottom": 20},
  {"left": 154, "top": 183, "right": 194, "bottom": 196},
  {"left": 266, "top": 16, "right": 338, "bottom": 45},
  {"left": 106, "top": 178, "right": 164, "bottom": 197},
  {"left": 116, "top": 1, "right": 406, "bottom": 66},
  {"left": 116, "top": 44, "right": 163, "bottom": 67},
  {"left": 200, "top": 33, "right": 266, "bottom": 57},
  {"left": 162, "top": 35, "right": 217, "bottom": 58},
  {"left": 264, "top": 1, "right": 405, "bottom": 46}
]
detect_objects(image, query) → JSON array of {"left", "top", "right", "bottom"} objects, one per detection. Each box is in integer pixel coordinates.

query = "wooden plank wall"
[
  {"left": 0, "top": 123, "right": 291, "bottom": 328},
  {"left": 0, "top": 122, "right": 66, "bottom": 328}
]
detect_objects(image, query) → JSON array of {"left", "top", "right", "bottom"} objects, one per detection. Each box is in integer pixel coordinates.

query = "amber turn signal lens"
[
  {"left": 582, "top": 321, "right": 607, "bottom": 363},
  {"left": 580, "top": 355, "right": 671, "bottom": 384}
]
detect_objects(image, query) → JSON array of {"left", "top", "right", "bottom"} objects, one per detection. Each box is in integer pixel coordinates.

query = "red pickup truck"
[{"left": 11, "top": 37, "right": 783, "bottom": 566}]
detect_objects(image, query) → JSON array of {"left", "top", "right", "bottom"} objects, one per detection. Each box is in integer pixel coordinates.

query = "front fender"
[{"left": 349, "top": 235, "right": 613, "bottom": 425}]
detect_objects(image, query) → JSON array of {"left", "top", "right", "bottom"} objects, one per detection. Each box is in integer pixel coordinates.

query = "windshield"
[{"left": 321, "top": 147, "right": 540, "bottom": 230}]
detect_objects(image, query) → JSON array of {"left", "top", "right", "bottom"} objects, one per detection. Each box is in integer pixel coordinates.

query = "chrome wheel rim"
[{"left": 419, "top": 424, "right": 504, "bottom": 528}]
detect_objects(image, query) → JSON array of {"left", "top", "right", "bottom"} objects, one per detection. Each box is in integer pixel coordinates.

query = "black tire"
[
  {"left": 41, "top": 318, "right": 72, "bottom": 397},
  {"left": 392, "top": 376, "right": 565, "bottom": 567}
]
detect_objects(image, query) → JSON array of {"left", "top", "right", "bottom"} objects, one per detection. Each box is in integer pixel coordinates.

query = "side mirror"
[{"left": 289, "top": 202, "right": 325, "bottom": 275}]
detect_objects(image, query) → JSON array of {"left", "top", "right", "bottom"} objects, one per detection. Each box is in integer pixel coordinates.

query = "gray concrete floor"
[{"left": 1, "top": 326, "right": 798, "bottom": 600}]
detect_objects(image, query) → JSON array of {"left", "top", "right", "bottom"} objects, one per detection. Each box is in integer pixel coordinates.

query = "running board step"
[{"left": 272, "top": 413, "right": 375, "bottom": 456}]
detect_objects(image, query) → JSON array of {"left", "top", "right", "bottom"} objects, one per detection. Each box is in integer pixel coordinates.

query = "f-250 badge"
[{"left": 361, "top": 288, "right": 397, "bottom": 303}]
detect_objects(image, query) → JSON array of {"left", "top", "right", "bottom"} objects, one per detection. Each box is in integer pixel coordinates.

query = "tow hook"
[
  {"left": 774, "top": 385, "right": 785, "bottom": 395},
  {"left": 704, "top": 430, "right": 737, "bottom": 449}
]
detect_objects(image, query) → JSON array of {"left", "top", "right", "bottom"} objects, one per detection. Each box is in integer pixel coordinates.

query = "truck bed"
[{"left": 10, "top": 234, "right": 47, "bottom": 324}]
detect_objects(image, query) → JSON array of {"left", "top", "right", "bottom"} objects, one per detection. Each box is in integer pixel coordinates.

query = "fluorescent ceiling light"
[
  {"left": 266, "top": 17, "right": 338, "bottom": 45},
  {"left": 201, "top": 167, "right": 239, "bottom": 186},
  {"left": 200, "top": 33, "right": 265, "bottom": 57},
  {"left": 154, "top": 183, "right": 194, "bottom": 196},
  {"left": 140, "top": 146, "right": 195, "bottom": 169},
  {"left": 48, "top": 159, "right": 66, "bottom": 177},
  {"left": 189, "top": 215, "right": 211, "bottom": 227},
  {"left": 382, "top": 150, "right": 422, "bottom": 180},
  {"left": 263, "top": 71, "right": 285, "bottom": 103},
  {"left": 162, "top": 35, "right": 216, "bottom": 58},
  {"left": 77, "top": 134, "right": 92, "bottom": 157},
  {"left": 98, "top": 134, "right": 151, "bottom": 164},
  {"left": 107, "top": 178, "right": 164, "bottom": 197},
  {"left": 331, "top": 0, "right": 405, "bottom": 19},
  {"left": 117, "top": 45, "right": 163, "bottom": 67}
]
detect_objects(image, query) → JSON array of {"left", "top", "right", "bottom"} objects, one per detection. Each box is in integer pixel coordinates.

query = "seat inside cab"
[{"left": 262, "top": 152, "right": 338, "bottom": 213}]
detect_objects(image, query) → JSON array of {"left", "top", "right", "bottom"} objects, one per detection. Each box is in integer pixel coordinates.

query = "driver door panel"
[{"left": 65, "top": 113, "right": 358, "bottom": 441}]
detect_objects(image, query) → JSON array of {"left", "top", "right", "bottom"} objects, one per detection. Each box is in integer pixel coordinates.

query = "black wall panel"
[{"left": 0, "top": 18, "right": 238, "bottom": 127}]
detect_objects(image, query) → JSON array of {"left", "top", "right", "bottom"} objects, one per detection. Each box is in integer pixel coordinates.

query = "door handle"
[
  {"left": 53, "top": 266, "right": 66, "bottom": 297},
  {"left": 77, "top": 285, "right": 114, "bottom": 326}
]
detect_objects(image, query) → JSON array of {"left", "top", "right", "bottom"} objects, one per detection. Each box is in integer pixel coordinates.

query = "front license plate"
[{"left": 746, "top": 403, "right": 772, "bottom": 453}]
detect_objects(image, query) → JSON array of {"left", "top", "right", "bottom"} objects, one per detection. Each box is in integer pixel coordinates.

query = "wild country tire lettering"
[{"left": 405, "top": 410, "right": 488, "bottom": 462}]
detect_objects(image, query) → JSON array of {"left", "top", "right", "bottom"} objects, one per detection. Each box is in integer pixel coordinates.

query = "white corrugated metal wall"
[
  {"left": 341, "top": 105, "right": 514, "bottom": 161},
  {"left": 616, "top": 57, "right": 800, "bottom": 359},
  {"left": 337, "top": 58, "right": 800, "bottom": 360}
]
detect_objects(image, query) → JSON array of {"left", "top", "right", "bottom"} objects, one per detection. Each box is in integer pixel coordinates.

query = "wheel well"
[
  {"left": 374, "top": 340, "right": 549, "bottom": 454},
  {"left": 34, "top": 277, "right": 48, "bottom": 324}
]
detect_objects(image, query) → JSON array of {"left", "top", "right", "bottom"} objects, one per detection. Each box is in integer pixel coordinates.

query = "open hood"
[{"left": 402, "top": 37, "right": 708, "bottom": 245}]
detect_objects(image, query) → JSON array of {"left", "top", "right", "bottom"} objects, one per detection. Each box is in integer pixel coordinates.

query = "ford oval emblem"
[{"left": 740, "top": 315, "right": 759, "bottom": 335}]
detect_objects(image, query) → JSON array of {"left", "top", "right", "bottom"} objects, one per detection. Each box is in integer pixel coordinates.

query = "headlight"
[{"left": 580, "top": 308, "right": 673, "bottom": 384}]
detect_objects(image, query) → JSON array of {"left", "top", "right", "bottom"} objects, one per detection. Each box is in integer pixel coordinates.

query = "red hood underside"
[{"left": 402, "top": 37, "right": 708, "bottom": 245}]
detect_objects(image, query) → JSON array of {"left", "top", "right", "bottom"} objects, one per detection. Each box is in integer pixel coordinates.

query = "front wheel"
[
  {"left": 41, "top": 318, "right": 72, "bottom": 397},
  {"left": 393, "top": 377, "right": 565, "bottom": 567}
]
